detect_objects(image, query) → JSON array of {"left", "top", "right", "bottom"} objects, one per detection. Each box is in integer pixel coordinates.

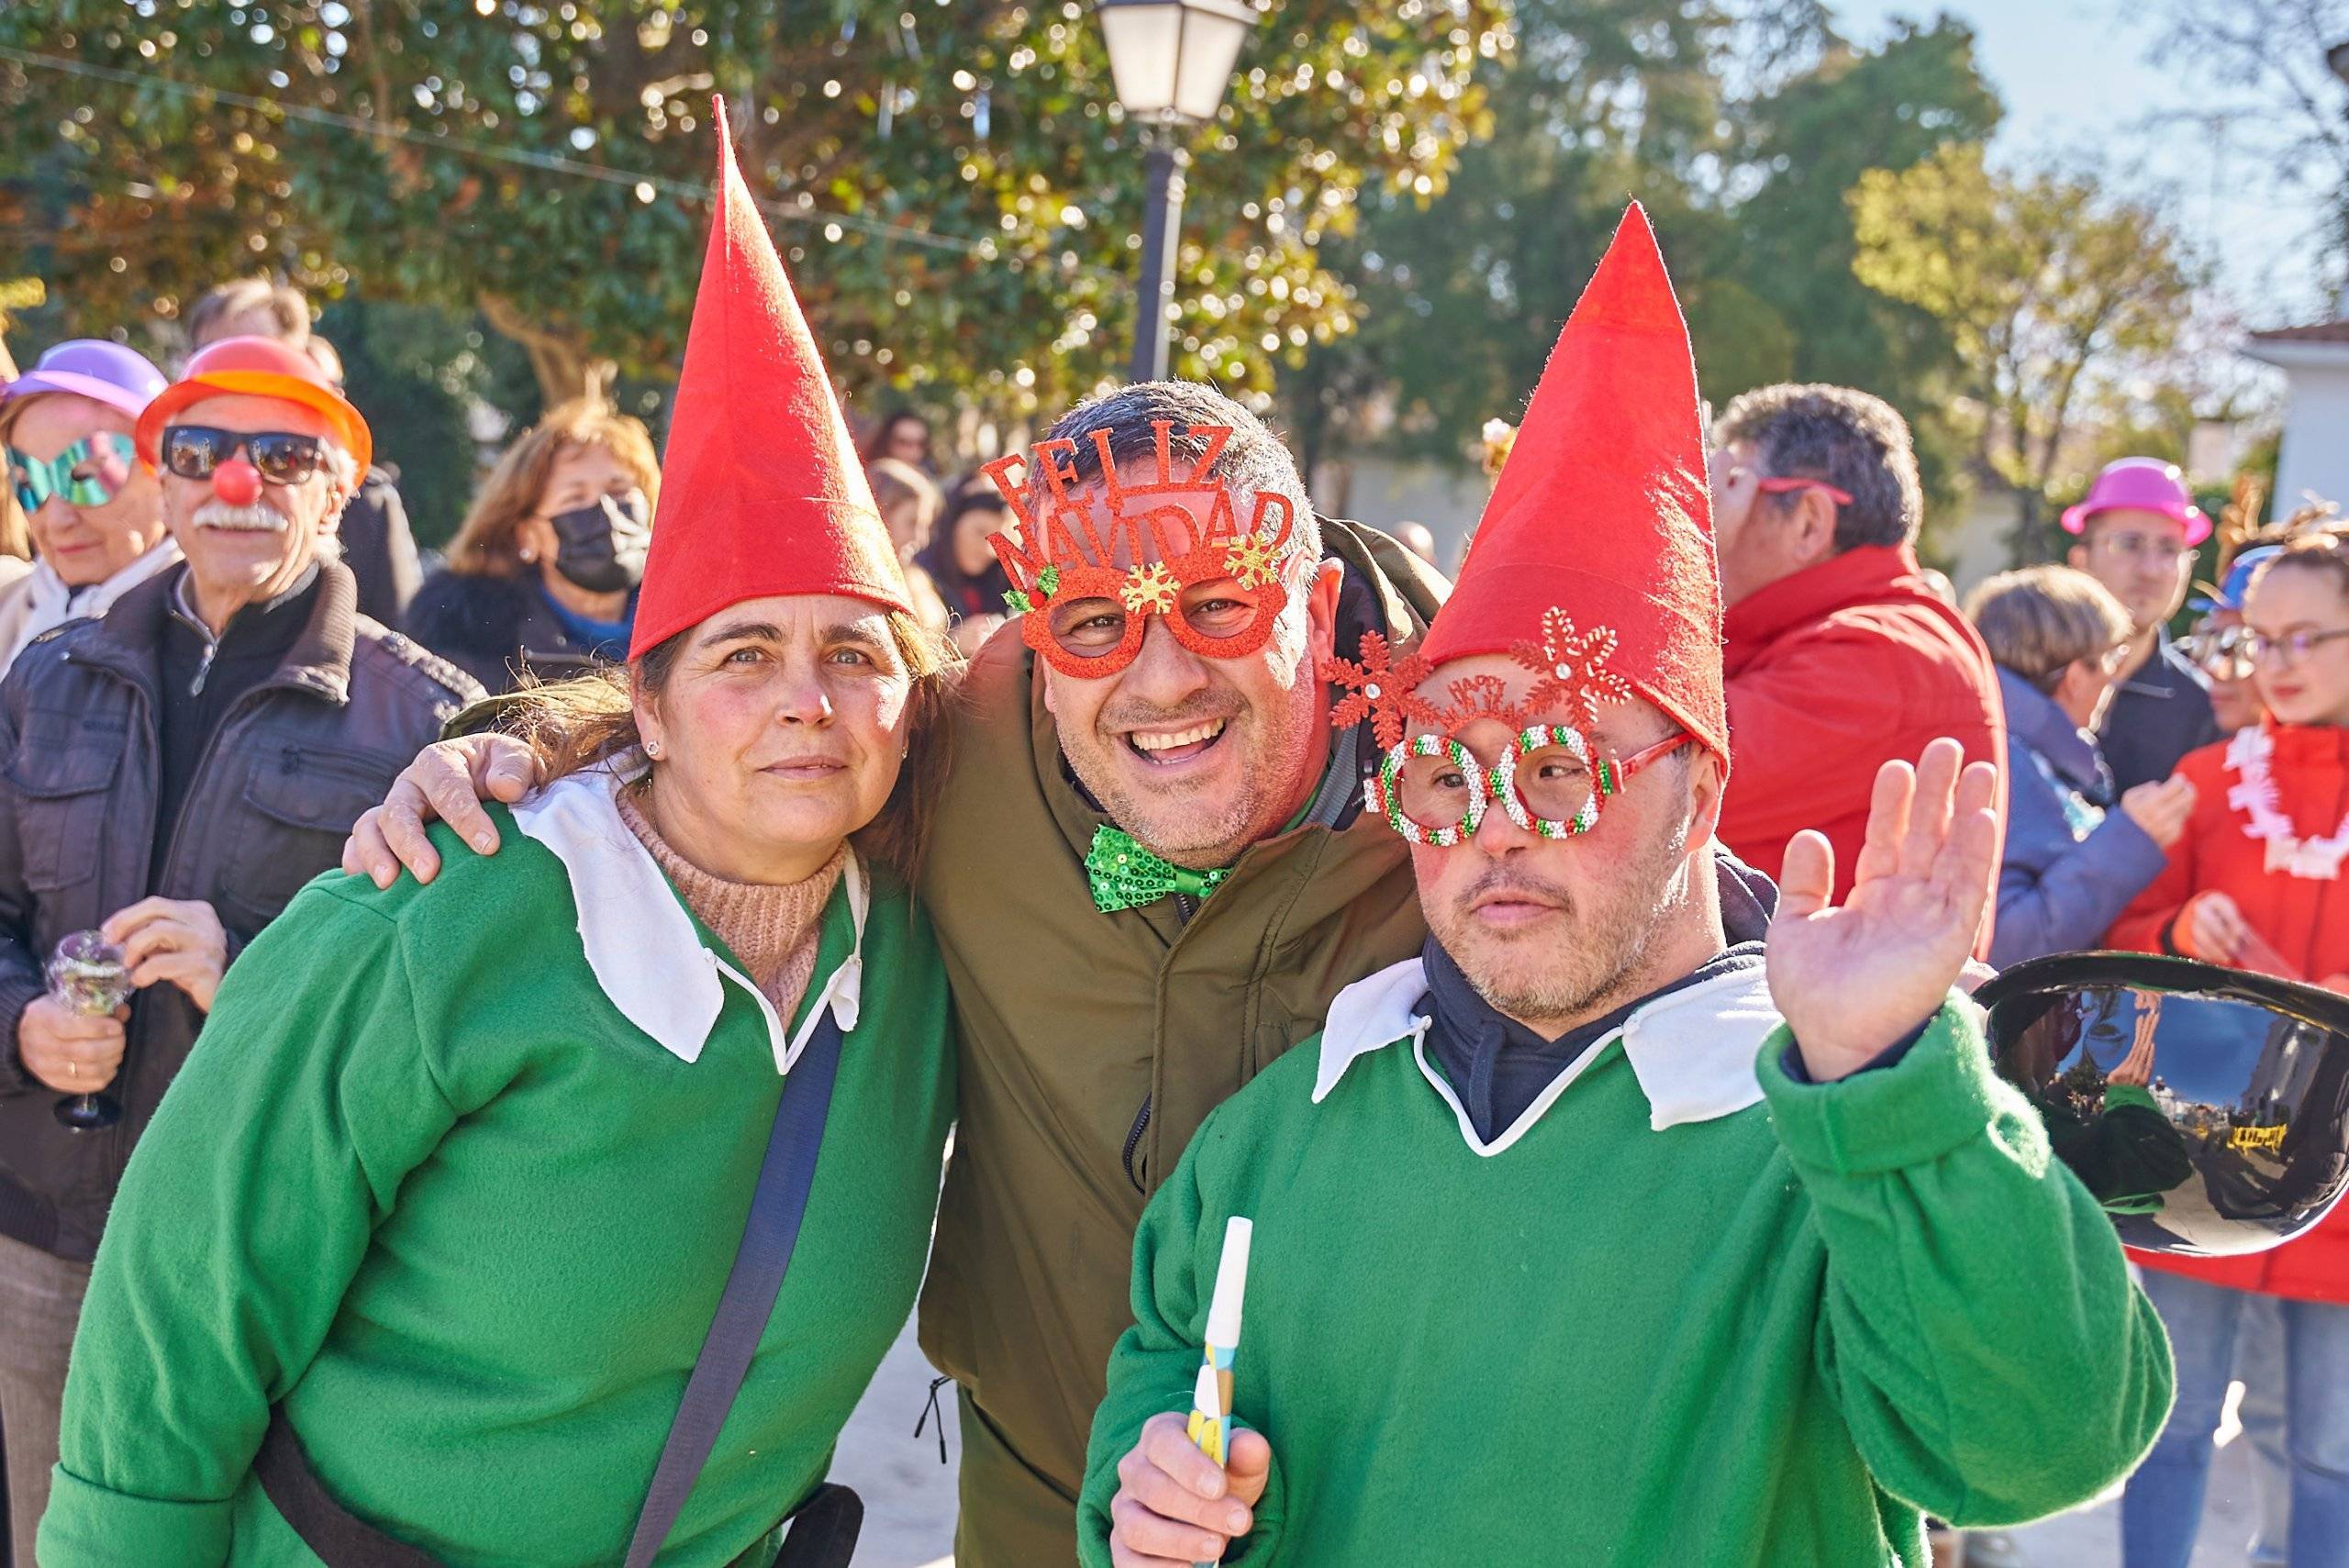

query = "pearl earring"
[{"left": 518, "top": 546, "right": 537, "bottom": 563}]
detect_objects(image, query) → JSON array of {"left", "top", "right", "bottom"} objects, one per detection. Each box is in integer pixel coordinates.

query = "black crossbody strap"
[
  {"left": 623, "top": 1006, "right": 850, "bottom": 1568},
  {"left": 254, "top": 1413, "right": 449, "bottom": 1568}
]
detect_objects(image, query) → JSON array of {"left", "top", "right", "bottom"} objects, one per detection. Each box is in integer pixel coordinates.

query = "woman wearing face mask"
[
  {"left": 0, "top": 341, "right": 180, "bottom": 676},
  {"left": 406, "top": 399, "right": 659, "bottom": 692},
  {"left": 2109, "top": 530, "right": 2349, "bottom": 1568}
]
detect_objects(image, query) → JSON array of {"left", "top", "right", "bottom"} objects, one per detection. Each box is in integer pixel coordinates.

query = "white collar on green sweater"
[
  {"left": 1311, "top": 957, "right": 1779, "bottom": 1155},
  {"left": 510, "top": 767, "right": 866, "bottom": 1075}
]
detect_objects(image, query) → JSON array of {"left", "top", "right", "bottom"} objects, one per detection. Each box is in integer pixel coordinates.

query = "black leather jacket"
[
  {"left": 339, "top": 465, "right": 424, "bottom": 630},
  {"left": 0, "top": 561, "right": 480, "bottom": 1260}
]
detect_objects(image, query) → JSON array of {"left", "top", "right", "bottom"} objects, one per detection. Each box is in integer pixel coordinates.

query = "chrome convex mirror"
[{"left": 1977, "top": 952, "right": 2349, "bottom": 1256}]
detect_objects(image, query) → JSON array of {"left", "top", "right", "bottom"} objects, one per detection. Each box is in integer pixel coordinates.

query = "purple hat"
[
  {"left": 2061, "top": 456, "right": 2211, "bottom": 547},
  {"left": 0, "top": 339, "right": 169, "bottom": 423}
]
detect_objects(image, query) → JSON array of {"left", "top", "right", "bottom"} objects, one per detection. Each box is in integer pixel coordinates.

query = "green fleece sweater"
[
  {"left": 41, "top": 808, "right": 954, "bottom": 1568},
  {"left": 1080, "top": 967, "right": 2173, "bottom": 1568}
]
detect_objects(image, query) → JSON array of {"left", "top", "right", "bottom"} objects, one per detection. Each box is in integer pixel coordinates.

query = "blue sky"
[{"left": 1827, "top": 0, "right": 2342, "bottom": 324}]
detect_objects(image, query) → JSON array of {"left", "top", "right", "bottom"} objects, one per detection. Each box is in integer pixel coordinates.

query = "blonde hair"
[
  {"left": 185, "top": 277, "right": 310, "bottom": 348},
  {"left": 446, "top": 400, "right": 662, "bottom": 579},
  {"left": 1965, "top": 565, "right": 2132, "bottom": 693},
  {"left": 511, "top": 609, "right": 961, "bottom": 884}
]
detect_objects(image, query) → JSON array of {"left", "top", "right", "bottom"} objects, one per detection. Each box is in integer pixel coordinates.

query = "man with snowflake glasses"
[{"left": 1086, "top": 208, "right": 2170, "bottom": 1568}]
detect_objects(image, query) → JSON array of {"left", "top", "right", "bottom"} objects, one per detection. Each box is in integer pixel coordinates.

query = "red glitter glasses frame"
[
  {"left": 980, "top": 424, "right": 1302, "bottom": 681},
  {"left": 1753, "top": 475, "right": 1853, "bottom": 506}
]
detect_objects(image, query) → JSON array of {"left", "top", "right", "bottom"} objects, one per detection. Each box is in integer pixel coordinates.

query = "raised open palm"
[{"left": 1765, "top": 739, "right": 1999, "bottom": 1081}]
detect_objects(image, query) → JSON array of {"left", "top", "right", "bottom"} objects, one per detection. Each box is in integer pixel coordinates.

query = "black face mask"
[{"left": 546, "top": 491, "right": 651, "bottom": 595}]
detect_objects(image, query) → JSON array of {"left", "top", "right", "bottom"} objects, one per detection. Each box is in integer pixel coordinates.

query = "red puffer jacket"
[
  {"left": 2108, "top": 720, "right": 2349, "bottom": 1304},
  {"left": 1721, "top": 543, "right": 2008, "bottom": 903}
]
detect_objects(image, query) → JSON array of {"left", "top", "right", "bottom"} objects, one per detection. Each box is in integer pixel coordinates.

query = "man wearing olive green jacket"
[{"left": 346, "top": 379, "right": 1447, "bottom": 1566}]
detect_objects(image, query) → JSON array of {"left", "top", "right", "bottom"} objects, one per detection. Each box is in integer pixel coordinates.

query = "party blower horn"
[
  {"left": 1186, "top": 1217, "right": 1253, "bottom": 1564},
  {"left": 1978, "top": 952, "right": 2349, "bottom": 1257}
]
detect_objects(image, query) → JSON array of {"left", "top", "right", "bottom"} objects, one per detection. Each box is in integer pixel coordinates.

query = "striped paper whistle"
[{"left": 1186, "top": 1216, "right": 1254, "bottom": 1473}]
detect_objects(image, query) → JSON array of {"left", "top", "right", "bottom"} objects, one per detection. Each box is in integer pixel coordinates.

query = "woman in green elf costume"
[{"left": 39, "top": 105, "right": 955, "bottom": 1568}]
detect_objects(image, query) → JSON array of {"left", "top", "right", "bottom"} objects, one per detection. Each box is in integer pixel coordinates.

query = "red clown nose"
[{"left": 212, "top": 458, "right": 262, "bottom": 507}]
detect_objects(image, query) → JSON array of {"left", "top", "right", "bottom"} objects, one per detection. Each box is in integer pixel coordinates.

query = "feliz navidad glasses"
[
  {"left": 159, "top": 424, "right": 328, "bottom": 487},
  {"left": 980, "top": 422, "right": 1302, "bottom": 680},
  {"left": 6, "top": 433, "right": 137, "bottom": 514}
]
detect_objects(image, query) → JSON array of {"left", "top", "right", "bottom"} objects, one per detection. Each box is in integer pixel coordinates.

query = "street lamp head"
[{"left": 1097, "top": 0, "right": 1258, "bottom": 126}]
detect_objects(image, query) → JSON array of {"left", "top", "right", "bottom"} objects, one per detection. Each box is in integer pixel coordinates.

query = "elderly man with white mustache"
[{"left": 0, "top": 336, "right": 477, "bottom": 1559}]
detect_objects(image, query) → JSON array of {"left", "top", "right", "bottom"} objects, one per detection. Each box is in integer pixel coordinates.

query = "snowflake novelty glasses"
[
  {"left": 6, "top": 432, "right": 136, "bottom": 514},
  {"left": 981, "top": 423, "right": 1303, "bottom": 681},
  {"left": 1025, "top": 547, "right": 1289, "bottom": 675},
  {"left": 1319, "top": 608, "right": 1687, "bottom": 846},
  {"left": 1374, "top": 727, "right": 1692, "bottom": 846}
]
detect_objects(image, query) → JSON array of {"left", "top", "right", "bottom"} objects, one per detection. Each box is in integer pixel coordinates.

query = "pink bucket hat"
[{"left": 2061, "top": 457, "right": 2210, "bottom": 547}]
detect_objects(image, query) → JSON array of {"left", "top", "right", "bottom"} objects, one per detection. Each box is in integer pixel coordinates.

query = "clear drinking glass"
[{"left": 46, "top": 929, "right": 130, "bottom": 1131}]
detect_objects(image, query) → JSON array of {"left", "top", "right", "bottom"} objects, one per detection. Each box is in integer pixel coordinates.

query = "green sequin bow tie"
[{"left": 1085, "top": 825, "right": 1231, "bottom": 914}]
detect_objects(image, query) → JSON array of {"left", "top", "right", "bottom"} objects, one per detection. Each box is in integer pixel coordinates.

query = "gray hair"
[
  {"left": 320, "top": 438, "right": 360, "bottom": 495},
  {"left": 1713, "top": 383, "right": 1923, "bottom": 552},
  {"left": 1041, "top": 380, "right": 1321, "bottom": 570}
]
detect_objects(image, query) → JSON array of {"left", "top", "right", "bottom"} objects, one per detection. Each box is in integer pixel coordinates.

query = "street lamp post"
[
  {"left": 1096, "top": 0, "right": 1257, "bottom": 384},
  {"left": 1131, "top": 136, "right": 1186, "bottom": 384}
]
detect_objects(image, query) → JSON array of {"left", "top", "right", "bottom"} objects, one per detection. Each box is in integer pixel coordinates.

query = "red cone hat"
[
  {"left": 630, "top": 98, "right": 909, "bottom": 659},
  {"left": 1421, "top": 204, "right": 1726, "bottom": 760}
]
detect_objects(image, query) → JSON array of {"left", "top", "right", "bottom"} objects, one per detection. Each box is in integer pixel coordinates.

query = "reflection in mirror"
[{"left": 1981, "top": 954, "right": 2349, "bottom": 1257}]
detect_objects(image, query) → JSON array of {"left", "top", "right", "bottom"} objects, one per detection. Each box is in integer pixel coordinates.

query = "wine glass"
[{"left": 46, "top": 929, "right": 130, "bottom": 1131}]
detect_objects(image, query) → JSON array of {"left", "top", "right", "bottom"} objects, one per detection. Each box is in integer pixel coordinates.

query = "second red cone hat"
[
  {"left": 1422, "top": 204, "right": 1726, "bottom": 761},
  {"left": 630, "top": 98, "right": 909, "bottom": 660}
]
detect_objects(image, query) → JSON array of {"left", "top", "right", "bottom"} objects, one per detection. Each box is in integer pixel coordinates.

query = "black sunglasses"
[{"left": 160, "top": 425, "right": 327, "bottom": 487}]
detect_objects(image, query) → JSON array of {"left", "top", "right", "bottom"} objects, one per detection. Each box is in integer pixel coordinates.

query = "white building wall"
[{"left": 2266, "top": 356, "right": 2349, "bottom": 516}]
